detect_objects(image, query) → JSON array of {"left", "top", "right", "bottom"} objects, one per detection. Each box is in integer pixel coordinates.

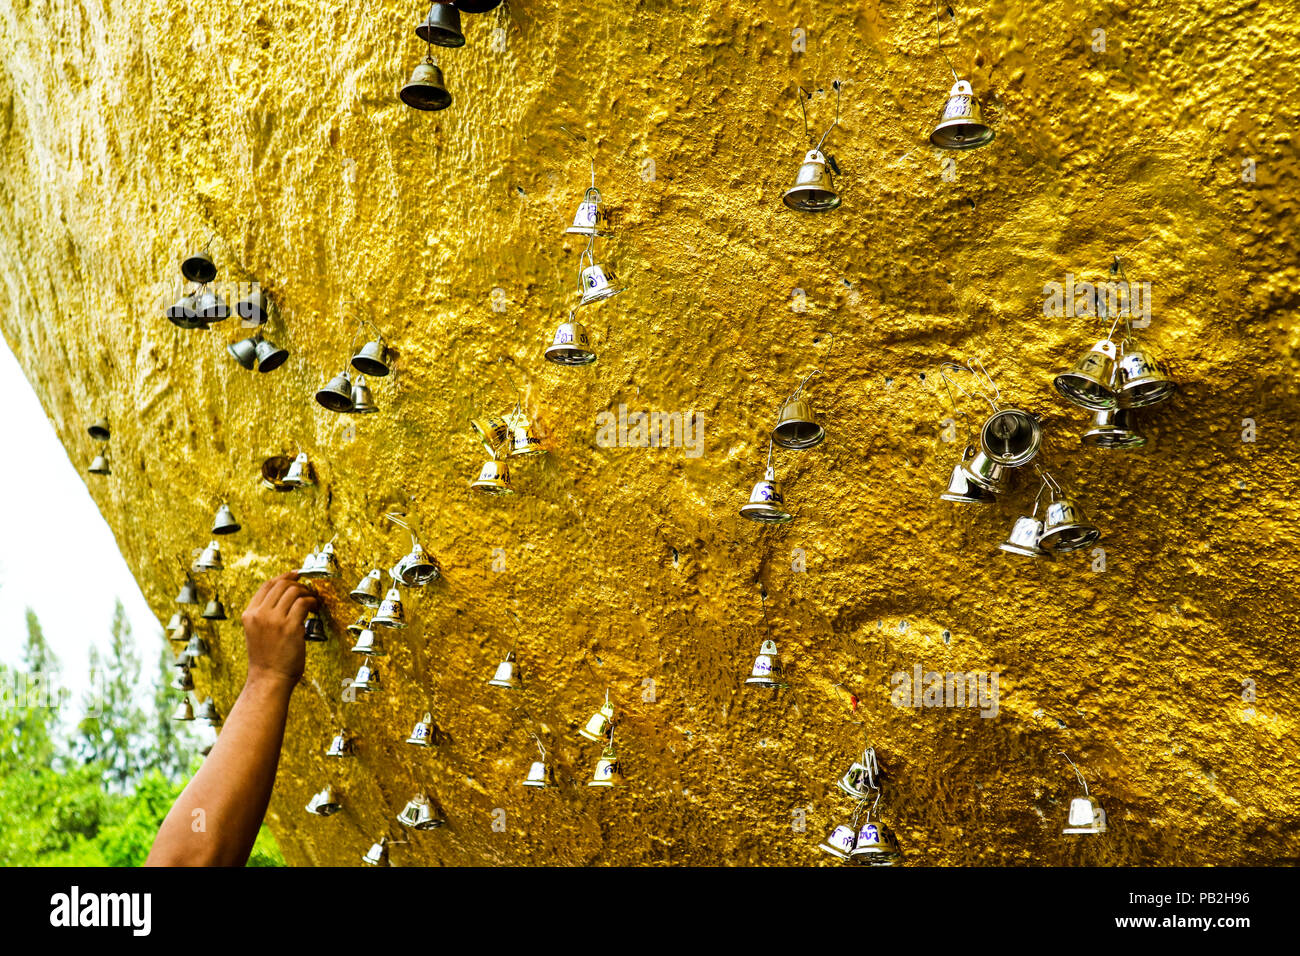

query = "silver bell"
[
  {"left": 349, "top": 569, "right": 385, "bottom": 607},
  {"left": 744, "top": 639, "right": 788, "bottom": 688},
  {"left": 487, "top": 651, "right": 522, "bottom": 689},
  {"left": 305, "top": 785, "right": 343, "bottom": 816},
  {"left": 397, "top": 792, "right": 446, "bottom": 830},
  {"left": 405, "top": 711, "right": 434, "bottom": 746},
  {"left": 195, "top": 540, "right": 224, "bottom": 573}
]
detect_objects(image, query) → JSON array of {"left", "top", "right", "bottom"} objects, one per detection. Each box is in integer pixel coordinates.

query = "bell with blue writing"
[
  {"left": 406, "top": 712, "right": 434, "bottom": 747},
  {"left": 326, "top": 730, "right": 353, "bottom": 757},
  {"left": 351, "top": 658, "right": 379, "bottom": 694},
  {"left": 999, "top": 514, "right": 1054, "bottom": 560},
  {"left": 361, "top": 836, "right": 390, "bottom": 866},
  {"left": 398, "top": 792, "right": 446, "bottom": 829},
  {"left": 1037, "top": 496, "right": 1101, "bottom": 554},
  {"left": 588, "top": 743, "right": 623, "bottom": 787},
  {"left": 1063, "top": 795, "right": 1107, "bottom": 835},
  {"left": 579, "top": 697, "right": 615, "bottom": 742},
  {"left": 488, "top": 650, "right": 522, "bottom": 689},
  {"left": 577, "top": 251, "right": 622, "bottom": 306},
  {"left": 396, "top": 543, "right": 441, "bottom": 587},
  {"left": 350, "top": 625, "right": 385, "bottom": 656},
  {"left": 739, "top": 466, "right": 794, "bottom": 524},
  {"left": 817, "top": 821, "right": 858, "bottom": 860},
  {"left": 849, "top": 817, "right": 902, "bottom": 865},
  {"left": 306, "top": 785, "right": 342, "bottom": 816},
  {"left": 566, "top": 186, "right": 611, "bottom": 237},
  {"left": 371, "top": 587, "right": 406, "bottom": 629},
  {"left": 544, "top": 316, "right": 597, "bottom": 366},
  {"left": 349, "top": 569, "right": 385, "bottom": 607},
  {"left": 745, "top": 639, "right": 788, "bottom": 688},
  {"left": 929, "top": 79, "right": 995, "bottom": 150}
]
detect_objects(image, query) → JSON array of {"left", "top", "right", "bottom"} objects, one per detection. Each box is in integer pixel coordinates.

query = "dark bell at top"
[
  {"left": 181, "top": 248, "right": 217, "bottom": 284},
  {"left": 416, "top": 2, "right": 465, "bottom": 47},
  {"left": 87, "top": 418, "right": 110, "bottom": 441},
  {"left": 401, "top": 60, "right": 452, "bottom": 112}
]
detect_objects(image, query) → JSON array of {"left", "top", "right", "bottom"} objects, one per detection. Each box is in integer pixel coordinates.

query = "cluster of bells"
[
  {"left": 260, "top": 451, "right": 315, "bottom": 492},
  {"left": 740, "top": 373, "right": 826, "bottom": 524},
  {"left": 817, "top": 747, "right": 902, "bottom": 865},
  {"left": 574, "top": 691, "right": 625, "bottom": 787},
  {"left": 467, "top": 401, "right": 546, "bottom": 495},
  {"left": 400, "top": 0, "right": 503, "bottom": 113},
  {"left": 544, "top": 169, "right": 622, "bottom": 367},
  {"left": 315, "top": 327, "right": 394, "bottom": 415},
  {"left": 87, "top": 417, "right": 111, "bottom": 476},
  {"left": 168, "top": 570, "right": 221, "bottom": 750}
]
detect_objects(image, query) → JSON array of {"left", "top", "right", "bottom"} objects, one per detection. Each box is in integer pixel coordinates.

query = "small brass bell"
[
  {"left": 349, "top": 569, "right": 385, "bottom": 607},
  {"left": 175, "top": 575, "right": 200, "bottom": 605},
  {"left": 406, "top": 712, "right": 434, "bottom": 746},
  {"left": 416, "top": 2, "right": 465, "bottom": 47},
  {"left": 782, "top": 149, "right": 841, "bottom": 212},
  {"left": 579, "top": 698, "right": 615, "bottom": 742},
  {"left": 282, "top": 452, "right": 313, "bottom": 487},
  {"left": 739, "top": 467, "right": 793, "bottom": 524},
  {"left": 195, "top": 290, "right": 230, "bottom": 321},
  {"left": 929, "top": 79, "right": 995, "bottom": 150},
  {"left": 254, "top": 337, "right": 289, "bottom": 373},
  {"left": 306, "top": 785, "right": 343, "bottom": 816},
  {"left": 171, "top": 667, "right": 194, "bottom": 691},
  {"left": 588, "top": 744, "right": 623, "bottom": 787},
  {"left": 818, "top": 821, "right": 857, "bottom": 860},
  {"left": 195, "top": 540, "right": 224, "bottom": 572},
  {"left": 315, "top": 370, "right": 354, "bottom": 413},
  {"left": 349, "top": 375, "right": 378, "bottom": 414},
  {"left": 507, "top": 414, "right": 545, "bottom": 457},
  {"left": 361, "top": 836, "right": 390, "bottom": 866},
  {"left": 1037, "top": 496, "right": 1101, "bottom": 554},
  {"left": 351, "top": 338, "right": 393, "bottom": 377},
  {"left": 577, "top": 253, "right": 623, "bottom": 306},
  {"left": 88, "top": 453, "right": 111, "bottom": 476},
  {"left": 400, "top": 58, "right": 452, "bottom": 112},
  {"left": 470, "top": 415, "right": 512, "bottom": 457},
  {"left": 201, "top": 596, "right": 228, "bottom": 621},
  {"left": 999, "top": 515, "right": 1054, "bottom": 560},
  {"left": 1063, "top": 795, "right": 1107, "bottom": 835},
  {"left": 771, "top": 398, "right": 825, "bottom": 450},
  {"left": 396, "top": 544, "right": 440, "bottom": 587},
  {"left": 234, "top": 288, "right": 269, "bottom": 326},
  {"left": 170, "top": 696, "right": 195, "bottom": 721},
  {"left": 211, "top": 503, "right": 240, "bottom": 535},
  {"left": 940, "top": 463, "right": 997, "bottom": 504},
  {"left": 487, "top": 651, "right": 522, "bottom": 689},
  {"left": 1081, "top": 407, "right": 1147, "bottom": 450},
  {"left": 196, "top": 697, "right": 221, "bottom": 724},
  {"left": 1053, "top": 340, "right": 1119, "bottom": 411},
  {"left": 87, "top": 418, "right": 110, "bottom": 441},
  {"left": 164, "top": 295, "right": 201, "bottom": 329},
  {"left": 227, "top": 336, "right": 259, "bottom": 370},
  {"left": 980, "top": 408, "right": 1042, "bottom": 467},
  {"left": 185, "top": 634, "right": 209, "bottom": 659},
  {"left": 745, "top": 639, "right": 788, "bottom": 688},
  {"left": 1115, "top": 341, "right": 1177, "bottom": 407},
  {"left": 566, "top": 186, "right": 611, "bottom": 237},
  {"left": 371, "top": 587, "right": 407, "bottom": 629},
  {"left": 351, "top": 658, "right": 379, "bottom": 694},
  {"left": 168, "top": 615, "right": 191, "bottom": 643},
  {"left": 181, "top": 248, "right": 218, "bottom": 284},
  {"left": 326, "top": 730, "right": 353, "bottom": 757},
  {"left": 397, "top": 792, "right": 446, "bottom": 830},
  {"left": 303, "top": 611, "right": 327, "bottom": 643},
  {"left": 350, "top": 625, "right": 385, "bottom": 656},
  {"left": 544, "top": 317, "right": 597, "bottom": 366},
  {"left": 849, "top": 817, "right": 902, "bottom": 865},
  {"left": 470, "top": 459, "right": 514, "bottom": 495}
]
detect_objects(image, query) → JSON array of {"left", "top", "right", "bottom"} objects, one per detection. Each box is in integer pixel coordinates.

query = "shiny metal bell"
[
  {"left": 397, "top": 792, "right": 446, "bottom": 829},
  {"left": 326, "top": 731, "right": 353, "bottom": 757},
  {"left": 254, "top": 337, "right": 289, "bottom": 373},
  {"left": 980, "top": 408, "right": 1042, "bottom": 467},
  {"left": 165, "top": 294, "right": 202, "bottom": 328},
  {"left": 836, "top": 752, "right": 877, "bottom": 800},
  {"left": 929, "top": 79, "right": 995, "bottom": 150},
  {"left": 940, "top": 463, "right": 997, "bottom": 504},
  {"left": 1115, "top": 342, "right": 1177, "bottom": 407},
  {"left": 184, "top": 634, "right": 209, "bottom": 659},
  {"left": 234, "top": 288, "right": 269, "bottom": 326},
  {"left": 349, "top": 375, "right": 378, "bottom": 414},
  {"left": 1038, "top": 497, "right": 1101, "bottom": 554},
  {"left": 818, "top": 822, "right": 857, "bottom": 860},
  {"left": 175, "top": 576, "right": 200, "bottom": 604},
  {"left": 306, "top": 785, "right": 342, "bottom": 816},
  {"left": 282, "top": 452, "right": 313, "bottom": 487},
  {"left": 416, "top": 2, "right": 465, "bottom": 47},
  {"left": 507, "top": 414, "right": 545, "bottom": 457},
  {"left": 578, "top": 261, "right": 622, "bottom": 306},
  {"left": 303, "top": 612, "right": 327, "bottom": 643},
  {"left": 1081, "top": 407, "right": 1147, "bottom": 450},
  {"left": 849, "top": 818, "right": 902, "bottom": 865},
  {"left": 168, "top": 615, "right": 191, "bottom": 642},
  {"left": 195, "top": 290, "right": 230, "bottom": 321},
  {"left": 195, "top": 540, "right": 224, "bottom": 572},
  {"left": 227, "top": 335, "right": 259, "bottom": 370},
  {"left": 396, "top": 544, "right": 441, "bottom": 587},
  {"left": 588, "top": 745, "right": 623, "bottom": 787},
  {"left": 579, "top": 700, "right": 615, "bottom": 742},
  {"left": 400, "top": 59, "right": 452, "bottom": 112},
  {"left": 522, "top": 759, "right": 552, "bottom": 788},
  {"left": 173, "top": 650, "right": 195, "bottom": 670},
  {"left": 371, "top": 587, "right": 407, "bottom": 629},
  {"left": 315, "top": 370, "right": 354, "bottom": 413},
  {"left": 87, "top": 418, "right": 110, "bottom": 441},
  {"left": 471, "top": 459, "right": 514, "bottom": 495},
  {"left": 350, "top": 625, "right": 385, "bottom": 656},
  {"left": 771, "top": 398, "right": 825, "bottom": 450},
  {"left": 181, "top": 248, "right": 217, "bottom": 284},
  {"left": 88, "top": 453, "right": 111, "bottom": 475},
  {"left": 1054, "top": 339, "right": 1119, "bottom": 410},
  {"left": 999, "top": 515, "right": 1054, "bottom": 560},
  {"left": 316, "top": 541, "right": 340, "bottom": 577},
  {"left": 351, "top": 658, "right": 379, "bottom": 693},
  {"left": 201, "top": 596, "right": 228, "bottom": 621},
  {"left": 544, "top": 319, "right": 597, "bottom": 366},
  {"left": 739, "top": 467, "right": 793, "bottom": 523},
  {"left": 782, "top": 148, "right": 841, "bottom": 212},
  {"left": 211, "top": 503, "right": 240, "bottom": 535},
  {"left": 406, "top": 712, "right": 434, "bottom": 746},
  {"left": 487, "top": 651, "right": 522, "bottom": 689},
  {"left": 346, "top": 615, "right": 368, "bottom": 636},
  {"left": 297, "top": 548, "right": 323, "bottom": 578},
  {"left": 350, "top": 338, "right": 393, "bottom": 377},
  {"left": 470, "top": 414, "right": 512, "bottom": 457},
  {"left": 566, "top": 186, "right": 611, "bottom": 237},
  {"left": 1063, "top": 795, "right": 1107, "bottom": 835},
  {"left": 961, "top": 449, "right": 1010, "bottom": 493},
  {"left": 170, "top": 696, "right": 195, "bottom": 721},
  {"left": 166, "top": 612, "right": 184, "bottom": 631},
  {"left": 350, "top": 569, "right": 385, "bottom": 607},
  {"left": 745, "top": 639, "right": 788, "bottom": 688},
  {"left": 361, "top": 837, "right": 389, "bottom": 866},
  {"left": 170, "top": 666, "right": 194, "bottom": 692}
]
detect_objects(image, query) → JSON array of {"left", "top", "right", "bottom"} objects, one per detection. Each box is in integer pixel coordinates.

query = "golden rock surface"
[{"left": 1, "top": 1, "right": 1297, "bottom": 865}]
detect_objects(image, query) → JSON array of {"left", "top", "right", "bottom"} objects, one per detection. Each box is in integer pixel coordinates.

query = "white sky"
[{"left": 0, "top": 336, "right": 160, "bottom": 720}]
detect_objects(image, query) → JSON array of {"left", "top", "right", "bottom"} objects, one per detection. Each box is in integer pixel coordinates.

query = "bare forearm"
[{"left": 146, "top": 672, "right": 294, "bottom": 866}]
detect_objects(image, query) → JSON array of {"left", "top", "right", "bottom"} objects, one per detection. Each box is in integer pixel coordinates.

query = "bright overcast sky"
[{"left": 0, "top": 337, "right": 160, "bottom": 718}]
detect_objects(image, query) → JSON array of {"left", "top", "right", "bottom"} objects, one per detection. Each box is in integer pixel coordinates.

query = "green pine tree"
[{"left": 75, "top": 601, "right": 147, "bottom": 792}]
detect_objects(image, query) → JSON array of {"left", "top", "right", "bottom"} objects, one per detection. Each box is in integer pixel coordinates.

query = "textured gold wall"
[{"left": 1, "top": 0, "right": 1297, "bottom": 865}]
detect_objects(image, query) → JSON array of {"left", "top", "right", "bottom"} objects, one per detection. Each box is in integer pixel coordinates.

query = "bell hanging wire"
[
  {"left": 797, "top": 80, "right": 841, "bottom": 154},
  {"left": 1061, "top": 751, "right": 1090, "bottom": 796},
  {"left": 934, "top": 3, "right": 960, "bottom": 84}
]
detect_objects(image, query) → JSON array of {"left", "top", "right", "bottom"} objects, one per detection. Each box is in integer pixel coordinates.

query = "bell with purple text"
[
  {"left": 588, "top": 743, "right": 623, "bottom": 787},
  {"left": 980, "top": 408, "right": 1041, "bottom": 467},
  {"left": 818, "top": 821, "right": 857, "bottom": 861},
  {"left": 397, "top": 792, "right": 446, "bottom": 830},
  {"left": 1037, "top": 496, "right": 1101, "bottom": 554},
  {"left": 350, "top": 625, "right": 385, "bottom": 656},
  {"left": 175, "top": 575, "right": 200, "bottom": 605},
  {"left": 306, "top": 785, "right": 342, "bottom": 816},
  {"left": 181, "top": 247, "right": 217, "bottom": 284},
  {"left": 999, "top": 515, "right": 1054, "bottom": 560},
  {"left": 351, "top": 658, "right": 379, "bottom": 693},
  {"left": 579, "top": 697, "right": 615, "bottom": 742},
  {"left": 201, "top": 595, "right": 227, "bottom": 621},
  {"left": 400, "top": 57, "right": 452, "bottom": 112},
  {"left": 170, "top": 696, "right": 195, "bottom": 722},
  {"left": 406, "top": 712, "right": 434, "bottom": 747},
  {"left": 303, "top": 611, "right": 327, "bottom": 643},
  {"left": 88, "top": 453, "right": 111, "bottom": 476},
  {"left": 772, "top": 397, "right": 825, "bottom": 450},
  {"left": 566, "top": 186, "right": 611, "bottom": 237},
  {"left": 1082, "top": 407, "right": 1147, "bottom": 450},
  {"left": 326, "top": 730, "right": 353, "bottom": 758},
  {"left": 544, "top": 317, "right": 597, "bottom": 366},
  {"left": 1054, "top": 340, "right": 1119, "bottom": 411},
  {"left": 837, "top": 749, "right": 879, "bottom": 800},
  {"left": 745, "top": 639, "right": 788, "bottom": 688},
  {"left": 211, "top": 502, "right": 240, "bottom": 535},
  {"left": 282, "top": 452, "right": 314, "bottom": 488},
  {"left": 577, "top": 252, "right": 623, "bottom": 307},
  {"left": 371, "top": 587, "right": 406, "bottom": 629},
  {"left": 929, "top": 79, "right": 995, "bottom": 150},
  {"left": 351, "top": 338, "right": 394, "bottom": 377},
  {"left": 185, "top": 635, "right": 209, "bottom": 659},
  {"left": 195, "top": 540, "right": 223, "bottom": 572},
  {"left": 349, "top": 569, "right": 385, "bottom": 607},
  {"left": 782, "top": 149, "right": 841, "bottom": 212},
  {"left": 849, "top": 817, "right": 902, "bottom": 865},
  {"left": 415, "top": 2, "right": 464, "bottom": 47},
  {"left": 349, "top": 375, "right": 378, "bottom": 415},
  {"left": 315, "top": 369, "right": 354, "bottom": 413},
  {"left": 471, "top": 458, "right": 514, "bottom": 495},
  {"left": 1115, "top": 341, "right": 1177, "bottom": 408},
  {"left": 196, "top": 696, "right": 221, "bottom": 724},
  {"left": 361, "top": 836, "right": 390, "bottom": 866},
  {"left": 171, "top": 667, "right": 194, "bottom": 691},
  {"left": 1063, "top": 795, "right": 1107, "bottom": 835},
  {"left": 739, "top": 467, "right": 793, "bottom": 524},
  {"left": 488, "top": 651, "right": 522, "bottom": 689}
]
